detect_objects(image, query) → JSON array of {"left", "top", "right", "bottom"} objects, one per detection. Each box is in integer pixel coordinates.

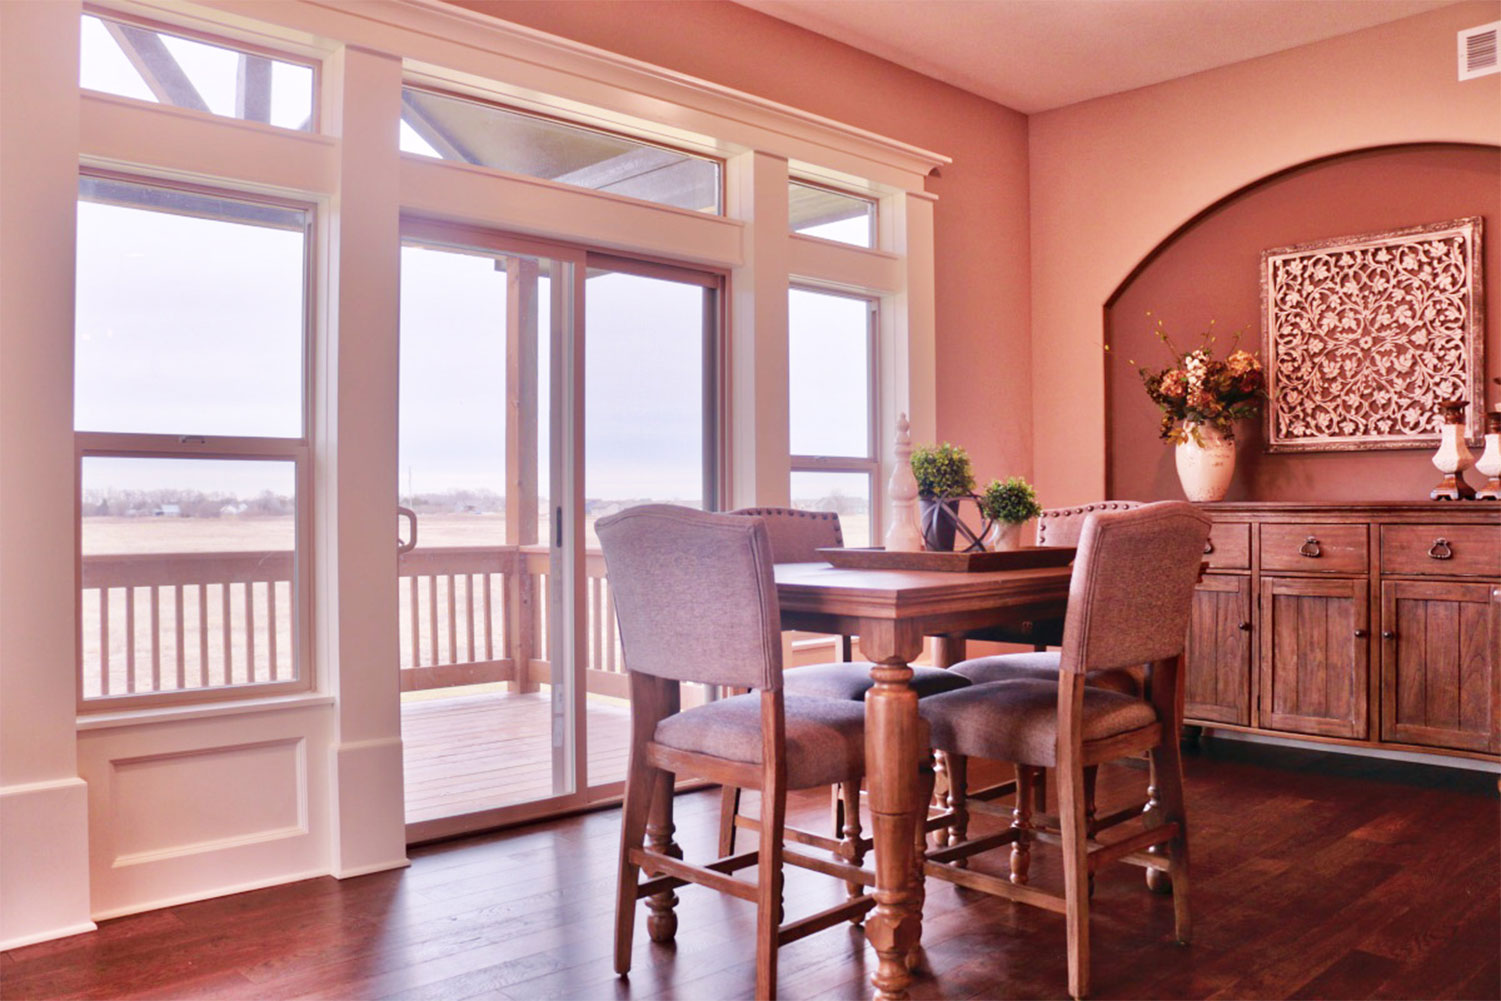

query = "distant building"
[{"left": 153, "top": 504, "right": 182, "bottom": 517}]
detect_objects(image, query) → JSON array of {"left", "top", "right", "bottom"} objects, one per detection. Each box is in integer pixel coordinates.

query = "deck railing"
[{"left": 79, "top": 545, "right": 626, "bottom": 700}]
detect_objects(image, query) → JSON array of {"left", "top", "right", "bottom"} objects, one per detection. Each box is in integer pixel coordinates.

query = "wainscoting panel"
[{"left": 78, "top": 703, "right": 332, "bottom": 920}]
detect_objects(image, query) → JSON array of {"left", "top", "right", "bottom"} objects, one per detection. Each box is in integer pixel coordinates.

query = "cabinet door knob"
[
  {"left": 1203, "top": 539, "right": 1215, "bottom": 555},
  {"left": 1237, "top": 621, "right": 1252, "bottom": 632},
  {"left": 1382, "top": 630, "right": 1397, "bottom": 640},
  {"left": 1428, "top": 538, "right": 1453, "bottom": 560},
  {"left": 1299, "top": 536, "right": 1322, "bottom": 558},
  {"left": 1354, "top": 628, "right": 1368, "bottom": 639}
]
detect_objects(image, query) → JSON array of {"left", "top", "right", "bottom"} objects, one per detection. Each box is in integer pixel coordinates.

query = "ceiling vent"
[{"left": 1458, "top": 21, "right": 1499, "bottom": 80}]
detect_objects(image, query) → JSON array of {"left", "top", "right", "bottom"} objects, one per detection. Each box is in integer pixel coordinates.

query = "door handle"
[
  {"left": 398, "top": 506, "right": 418, "bottom": 555},
  {"left": 1237, "top": 621, "right": 1251, "bottom": 632},
  {"left": 1381, "top": 630, "right": 1397, "bottom": 640},
  {"left": 1299, "top": 536, "right": 1322, "bottom": 558},
  {"left": 1354, "top": 629, "right": 1368, "bottom": 639},
  {"left": 1203, "top": 538, "right": 1215, "bottom": 555},
  {"left": 1428, "top": 538, "right": 1453, "bottom": 560}
]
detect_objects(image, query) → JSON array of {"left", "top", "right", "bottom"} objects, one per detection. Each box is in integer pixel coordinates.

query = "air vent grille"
[{"left": 1458, "top": 21, "right": 1499, "bottom": 80}]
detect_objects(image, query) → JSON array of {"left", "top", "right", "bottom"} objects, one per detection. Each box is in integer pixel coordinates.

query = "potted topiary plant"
[
  {"left": 909, "top": 442, "right": 975, "bottom": 551},
  {"left": 977, "top": 476, "right": 1041, "bottom": 551}
]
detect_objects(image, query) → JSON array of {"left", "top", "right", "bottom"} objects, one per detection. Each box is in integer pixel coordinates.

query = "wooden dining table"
[{"left": 774, "top": 560, "right": 1074, "bottom": 1001}]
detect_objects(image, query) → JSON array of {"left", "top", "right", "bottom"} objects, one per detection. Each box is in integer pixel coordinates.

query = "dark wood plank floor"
[{"left": 4, "top": 740, "right": 1496, "bottom": 1000}]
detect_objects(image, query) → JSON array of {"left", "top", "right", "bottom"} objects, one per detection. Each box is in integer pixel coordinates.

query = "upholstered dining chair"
[
  {"left": 970, "top": 500, "right": 1146, "bottom": 652},
  {"left": 598, "top": 505, "right": 886, "bottom": 1000},
  {"left": 918, "top": 501, "right": 1211, "bottom": 1000},
  {"left": 720, "top": 507, "right": 971, "bottom": 865}
]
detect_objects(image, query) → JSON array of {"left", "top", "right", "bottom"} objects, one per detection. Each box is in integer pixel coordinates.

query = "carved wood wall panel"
[{"left": 1261, "top": 217, "right": 1484, "bottom": 452}]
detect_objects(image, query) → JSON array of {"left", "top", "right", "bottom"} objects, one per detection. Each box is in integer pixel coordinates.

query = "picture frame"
[{"left": 1260, "top": 217, "right": 1484, "bottom": 452}]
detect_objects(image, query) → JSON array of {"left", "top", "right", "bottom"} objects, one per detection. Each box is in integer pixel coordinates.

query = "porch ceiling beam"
[
  {"left": 400, "top": 92, "right": 478, "bottom": 164},
  {"left": 102, "top": 20, "right": 209, "bottom": 113}
]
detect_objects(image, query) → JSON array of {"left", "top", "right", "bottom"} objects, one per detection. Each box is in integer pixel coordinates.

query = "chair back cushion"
[
  {"left": 597, "top": 505, "right": 783, "bottom": 689},
  {"left": 1035, "top": 500, "right": 1145, "bottom": 548},
  {"left": 1058, "top": 501, "right": 1210, "bottom": 674},
  {"left": 728, "top": 506, "right": 843, "bottom": 562}
]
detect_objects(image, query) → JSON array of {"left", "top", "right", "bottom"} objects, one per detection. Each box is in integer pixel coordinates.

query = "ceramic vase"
[
  {"left": 1174, "top": 422, "right": 1235, "bottom": 502},
  {"left": 1473, "top": 411, "right": 1500, "bottom": 500},
  {"left": 918, "top": 497, "right": 959, "bottom": 551},
  {"left": 983, "top": 520, "right": 1026, "bottom": 551}
]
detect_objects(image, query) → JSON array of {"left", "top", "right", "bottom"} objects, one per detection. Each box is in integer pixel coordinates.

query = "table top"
[{"left": 773, "top": 560, "right": 1073, "bottom": 620}]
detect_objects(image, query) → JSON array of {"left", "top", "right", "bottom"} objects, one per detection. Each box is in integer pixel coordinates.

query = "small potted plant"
[
  {"left": 978, "top": 477, "right": 1041, "bottom": 551},
  {"left": 909, "top": 442, "right": 975, "bottom": 551}
]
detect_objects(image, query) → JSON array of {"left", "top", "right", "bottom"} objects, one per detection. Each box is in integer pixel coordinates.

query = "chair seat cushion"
[
  {"left": 653, "top": 694, "right": 867, "bottom": 790},
  {"left": 919, "top": 679, "right": 1158, "bottom": 767},
  {"left": 951, "top": 651, "right": 1144, "bottom": 695},
  {"left": 783, "top": 662, "right": 972, "bottom": 701}
]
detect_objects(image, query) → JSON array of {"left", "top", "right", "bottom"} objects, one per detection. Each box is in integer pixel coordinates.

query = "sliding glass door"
[{"left": 397, "top": 225, "right": 720, "bottom": 836}]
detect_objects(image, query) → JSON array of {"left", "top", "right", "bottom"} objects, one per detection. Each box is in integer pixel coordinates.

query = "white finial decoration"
[{"left": 884, "top": 412, "right": 923, "bottom": 552}]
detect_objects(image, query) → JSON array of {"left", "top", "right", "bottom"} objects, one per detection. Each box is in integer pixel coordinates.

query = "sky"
[{"left": 76, "top": 15, "right": 874, "bottom": 510}]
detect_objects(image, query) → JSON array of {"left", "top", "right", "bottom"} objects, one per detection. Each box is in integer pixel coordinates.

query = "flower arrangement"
[
  {"left": 1119, "top": 317, "right": 1266, "bottom": 444},
  {"left": 978, "top": 477, "right": 1041, "bottom": 525},
  {"left": 909, "top": 442, "right": 975, "bottom": 499}
]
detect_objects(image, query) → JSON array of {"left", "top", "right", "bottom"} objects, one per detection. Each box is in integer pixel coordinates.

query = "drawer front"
[
  {"left": 1260, "top": 523, "right": 1369, "bottom": 574},
  {"left": 1381, "top": 524, "right": 1501, "bottom": 578},
  {"left": 1203, "top": 521, "right": 1251, "bottom": 570}
]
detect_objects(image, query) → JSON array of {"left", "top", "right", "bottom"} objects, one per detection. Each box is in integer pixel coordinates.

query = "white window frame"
[
  {"left": 788, "top": 283, "right": 881, "bottom": 545},
  {"left": 73, "top": 169, "right": 316, "bottom": 711}
]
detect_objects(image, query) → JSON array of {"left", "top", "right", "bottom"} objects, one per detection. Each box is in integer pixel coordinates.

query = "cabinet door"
[
  {"left": 1381, "top": 580, "right": 1500, "bottom": 753},
  {"left": 1185, "top": 574, "right": 1252, "bottom": 725},
  {"left": 1259, "top": 576, "right": 1369, "bottom": 738}
]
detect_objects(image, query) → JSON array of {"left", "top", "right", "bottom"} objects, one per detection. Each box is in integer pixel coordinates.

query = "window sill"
[{"left": 77, "top": 693, "right": 335, "bottom": 732}]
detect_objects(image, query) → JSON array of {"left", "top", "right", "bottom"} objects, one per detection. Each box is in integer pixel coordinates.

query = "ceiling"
[{"left": 734, "top": 0, "right": 1457, "bottom": 113}]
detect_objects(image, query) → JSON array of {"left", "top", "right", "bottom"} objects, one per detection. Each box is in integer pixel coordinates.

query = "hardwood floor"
[{"left": 4, "top": 740, "right": 1496, "bottom": 1000}]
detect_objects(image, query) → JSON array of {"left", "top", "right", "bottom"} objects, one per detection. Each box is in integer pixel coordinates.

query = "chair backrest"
[
  {"left": 1057, "top": 501, "right": 1210, "bottom": 675},
  {"left": 1035, "top": 500, "right": 1145, "bottom": 548},
  {"left": 728, "top": 506, "right": 842, "bottom": 562},
  {"left": 596, "top": 504, "right": 784, "bottom": 690}
]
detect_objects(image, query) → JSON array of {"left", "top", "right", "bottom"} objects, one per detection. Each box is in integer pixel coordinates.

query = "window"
[
  {"left": 75, "top": 175, "right": 312, "bottom": 706},
  {"left": 788, "top": 287, "right": 877, "bottom": 546},
  {"left": 80, "top": 13, "right": 315, "bottom": 131},
  {"left": 400, "top": 87, "right": 722, "bottom": 214},
  {"left": 789, "top": 181, "right": 876, "bottom": 248}
]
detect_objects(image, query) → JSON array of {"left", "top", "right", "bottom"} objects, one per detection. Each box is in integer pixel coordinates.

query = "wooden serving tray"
[{"left": 816, "top": 546, "right": 1076, "bottom": 572}]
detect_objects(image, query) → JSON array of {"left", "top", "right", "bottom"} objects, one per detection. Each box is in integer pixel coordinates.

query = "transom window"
[
  {"left": 400, "top": 87, "right": 723, "bottom": 214},
  {"left": 80, "top": 13, "right": 315, "bottom": 131},
  {"left": 789, "top": 180, "right": 876, "bottom": 248}
]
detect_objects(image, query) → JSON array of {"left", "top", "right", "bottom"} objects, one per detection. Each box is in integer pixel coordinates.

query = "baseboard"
[
  {"left": 0, "top": 921, "right": 97, "bottom": 953},
  {"left": 331, "top": 857, "right": 411, "bottom": 879},
  {"left": 88, "top": 867, "right": 330, "bottom": 922},
  {"left": 1, "top": 777, "right": 92, "bottom": 950}
]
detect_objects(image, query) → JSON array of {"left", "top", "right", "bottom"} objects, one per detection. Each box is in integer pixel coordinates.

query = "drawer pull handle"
[
  {"left": 1299, "top": 536, "right": 1322, "bottom": 558},
  {"left": 1427, "top": 538, "right": 1453, "bottom": 560},
  {"left": 1354, "top": 628, "right": 1368, "bottom": 639},
  {"left": 1382, "top": 630, "right": 1397, "bottom": 640},
  {"left": 1203, "top": 539, "right": 1215, "bottom": 555},
  {"left": 1238, "top": 621, "right": 1252, "bottom": 632}
]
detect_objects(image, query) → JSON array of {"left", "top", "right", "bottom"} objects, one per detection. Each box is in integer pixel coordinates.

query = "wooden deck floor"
[
  {"left": 401, "top": 689, "right": 633, "bottom": 824},
  {"left": 6, "top": 740, "right": 1497, "bottom": 1001}
]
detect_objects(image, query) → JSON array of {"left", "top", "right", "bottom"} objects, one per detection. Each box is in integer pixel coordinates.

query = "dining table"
[{"left": 774, "top": 560, "right": 1074, "bottom": 1001}]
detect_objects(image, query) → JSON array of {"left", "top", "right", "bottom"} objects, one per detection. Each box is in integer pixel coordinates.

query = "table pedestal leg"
[{"left": 861, "top": 624, "right": 926, "bottom": 1001}]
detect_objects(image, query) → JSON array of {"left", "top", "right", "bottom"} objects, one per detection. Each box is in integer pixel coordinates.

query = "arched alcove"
[{"left": 1104, "top": 143, "right": 1501, "bottom": 502}]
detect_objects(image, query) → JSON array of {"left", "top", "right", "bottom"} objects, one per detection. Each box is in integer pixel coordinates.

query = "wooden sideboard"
[{"left": 1185, "top": 502, "right": 1500, "bottom": 763}]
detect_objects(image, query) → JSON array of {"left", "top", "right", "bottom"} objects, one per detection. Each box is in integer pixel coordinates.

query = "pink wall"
[
  {"left": 1108, "top": 144, "right": 1501, "bottom": 502},
  {"left": 1031, "top": 1, "right": 1501, "bottom": 506},
  {"left": 451, "top": 1, "right": 1036, "bottom": 487}
]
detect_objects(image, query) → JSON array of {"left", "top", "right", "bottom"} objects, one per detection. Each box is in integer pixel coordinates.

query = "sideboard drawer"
[
  {"left": 1203, "top": 521, "right": 1250, "bottom": 569},
  {"left": 1381, "top": 524, "right": 1501, "bottom": 577},
  {"left": 1260, "top": 523, "right": 1368, "bottom": 574}
]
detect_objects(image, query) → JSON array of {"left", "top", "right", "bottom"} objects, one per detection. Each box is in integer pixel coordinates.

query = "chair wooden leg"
[
  {"left": 755, "top": 774, "right": 787, "bottom": 1001},
  {"left": 838, "top": 780, "right": 866, "bottom": 919},
  {"left": 645, "top": 768, "right": 681, "bottom": 944},
  {"left": 1150, "top": 738, "right": 1192, "bottom": 944},
  {"left": 908, "top": 753, "right": 936, "bottom": 971},
  {"left": 944, "top": 752, "right": 969, "bottom": 853},
  {"left": 615, "top": 756, "right": 658, "bottom": 976},
  {"left": 1010, "top": 765, "right": 1037, "bottom": 885},
  {"left": 718, "top": 784, "right": 741, "bottom": 857},
  {"left": 1058, "top": 757, "right": 1091, "bottom": 1000}
]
